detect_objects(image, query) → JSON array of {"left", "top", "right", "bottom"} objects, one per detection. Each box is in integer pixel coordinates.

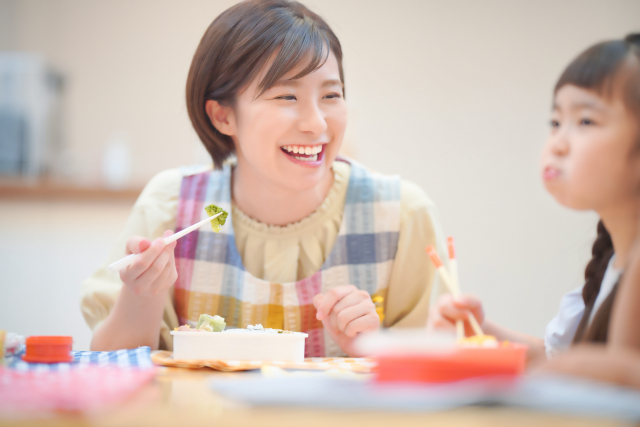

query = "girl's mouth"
[
  {"left": 280, "top": 144, "right": 326, "bottom": 167},
  {"left": 543, "top": 166, "right": 561, "bottom": 180}
]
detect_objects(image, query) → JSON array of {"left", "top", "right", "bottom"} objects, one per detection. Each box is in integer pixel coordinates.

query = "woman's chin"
[{"left": 279, "top": 167, "right": 330, "bottom": 192}]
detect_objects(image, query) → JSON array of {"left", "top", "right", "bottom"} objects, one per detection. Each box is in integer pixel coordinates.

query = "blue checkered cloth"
[{"left": 5, "top": 346, "right": 153, "bottom": 371}]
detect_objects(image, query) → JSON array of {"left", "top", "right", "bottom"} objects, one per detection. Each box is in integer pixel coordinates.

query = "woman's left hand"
[{"left": 312, "top": 285, "right": 380, "bottom": 357}]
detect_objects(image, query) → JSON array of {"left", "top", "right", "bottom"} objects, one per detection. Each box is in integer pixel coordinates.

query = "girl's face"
[
  {"left": 229, "top": 52, "right": 347, "bottom": 191},
  {"left": 542, "top": 84, "right": 640, "bottom": 212}
]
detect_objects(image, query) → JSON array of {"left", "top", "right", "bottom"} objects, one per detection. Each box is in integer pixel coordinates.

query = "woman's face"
[
  {"left": 541, "top": 84, "right": 640, "bottom": 212},
  {"left": 229, "top": 52, "right": 347, "bottom": 192}
]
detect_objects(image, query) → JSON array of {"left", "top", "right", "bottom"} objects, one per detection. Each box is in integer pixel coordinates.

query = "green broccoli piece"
[
  {"left": 196, "top": 314, "right": 226, "bottom": 332},
  {"left": 204, "top": 204, "right": 228, "bottom": 233}
]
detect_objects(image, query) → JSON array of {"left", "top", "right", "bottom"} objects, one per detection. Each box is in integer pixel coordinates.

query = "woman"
[{"left": 81, "top": 0, "right": 446, "bottom": 357}]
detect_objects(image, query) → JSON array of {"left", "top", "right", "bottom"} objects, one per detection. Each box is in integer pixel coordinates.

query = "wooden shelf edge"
[{"left": 0, "top": 182, "right": 142, "bottom": 201}]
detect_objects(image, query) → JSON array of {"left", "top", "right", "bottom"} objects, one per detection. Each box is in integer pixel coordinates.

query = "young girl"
[
  {"left": 428, "top": 34, "right": 640, "bottom": 364},
  {"left": 81, "top": 0, "right": 446, "bottom": 357},
  {"left": 538, "top": 225, "right": 640, "bottom": 388}
]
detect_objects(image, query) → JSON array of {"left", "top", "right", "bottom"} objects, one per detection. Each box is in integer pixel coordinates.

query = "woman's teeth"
[
  {"left": 292, "top": 154, "right": 318, "bottom": 161},
  {"left": 282, "top": 145, "right": 322, "bottom": 155},
  {"left": 281, "top": 145, "right": 322, "bottom": 162}
]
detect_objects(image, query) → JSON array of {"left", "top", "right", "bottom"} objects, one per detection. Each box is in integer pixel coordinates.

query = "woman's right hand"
[
  {"left": 427, "top": 293, "right": 486, "bottom": 336},
  {"left": 119, "top": 230, "right": 178, "bottom": 296}
]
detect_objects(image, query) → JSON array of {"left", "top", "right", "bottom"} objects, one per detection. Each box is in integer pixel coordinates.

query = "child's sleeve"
[
  {"left": 79, "top": 168, "right": 182, "bottom": 350},
  {"left": 383, "top": 179, "right": 448, "bottom": 328}
]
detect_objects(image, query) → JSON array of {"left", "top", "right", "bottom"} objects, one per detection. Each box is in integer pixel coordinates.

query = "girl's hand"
[
  {"left": 119, "top": 230, "right": 178, "bottom": 297},
  {"left": 532, "top": 344, "right": 640, "bottom": 388},
  {"left": 427, "top": 293, "right": 485, "bottom": 336},
  {"left": 312, "top": 285, "right": 380, "bottom": 356}
]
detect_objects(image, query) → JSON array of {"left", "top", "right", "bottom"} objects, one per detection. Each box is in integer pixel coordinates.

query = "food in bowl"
[{"left": 171, "top": 314, "right": 307, "bottom": 362}]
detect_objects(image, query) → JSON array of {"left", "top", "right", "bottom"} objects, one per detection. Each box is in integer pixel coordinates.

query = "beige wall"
[{"left": 1, "top": 0, "right": 639, "bottom": 347}]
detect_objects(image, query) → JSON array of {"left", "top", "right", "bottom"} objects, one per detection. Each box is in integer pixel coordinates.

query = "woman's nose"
[{"left": 298, "top": 101, "right": 327, "bottom": 135}]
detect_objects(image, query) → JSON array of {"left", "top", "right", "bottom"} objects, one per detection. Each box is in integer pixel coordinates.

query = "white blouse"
[{"left": 544, "top": 256, "right": 623, "bottom": 358}]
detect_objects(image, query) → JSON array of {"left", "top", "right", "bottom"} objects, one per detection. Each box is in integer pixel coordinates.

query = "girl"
[
  {"left": 538, "top": 227, "right": 640, "bottom": 388},
  {"left": 428, "top": 34, "right": 640, "bottom": 364},
  {"left": 81, "top": 0, "right": 446, "bottom": 357}
]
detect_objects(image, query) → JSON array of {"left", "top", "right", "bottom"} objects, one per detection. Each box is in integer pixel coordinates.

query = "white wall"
[
  {"left": 1, "top": 0, "right": 639, "bottom": 347},
  {"left": 0, "top": 199, "right": 132, "bottom": 350}
]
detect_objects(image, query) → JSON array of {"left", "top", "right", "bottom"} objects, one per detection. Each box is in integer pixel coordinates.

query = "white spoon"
[{"left": 108, "top": 212, "right": 224, "bottom": 272}]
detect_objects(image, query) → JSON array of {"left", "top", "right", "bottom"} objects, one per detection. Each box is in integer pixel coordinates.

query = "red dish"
[
  {"left": 375, "top": 343, "right": 528, "bottom": 383},
  {"left": 22, "top": 336, "right": 73, "bottom": 363}
]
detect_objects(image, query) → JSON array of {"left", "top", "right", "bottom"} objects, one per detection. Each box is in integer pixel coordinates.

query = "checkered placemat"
[
  {"left": 151, "top": 351, "right": 376, "bottom": 373},
  {"left": 0, "top": 366, "right": 156, "bottom": 412},
  {"left": 5, "top": 346, "right": 153, "bottom": 371}
]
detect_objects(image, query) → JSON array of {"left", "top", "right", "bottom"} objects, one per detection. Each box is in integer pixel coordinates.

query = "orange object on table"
[
  {"left": 375, "top": 343, "right": 527, "bottom": 383},
  {"left": 22, "top": 336, "right": 73, "bottom": 363}
]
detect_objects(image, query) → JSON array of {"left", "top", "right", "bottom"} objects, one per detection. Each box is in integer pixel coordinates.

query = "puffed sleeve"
[
  {"left": 544, "top": 286, "right": 585, "bottom": 358},
  {"left": 79, "top": 168, "right": 182, "bottom": 350}
]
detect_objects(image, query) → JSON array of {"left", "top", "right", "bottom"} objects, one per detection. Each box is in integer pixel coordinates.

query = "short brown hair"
[{"left": 186, "top": 0, "right": 344, "bottom": 168}]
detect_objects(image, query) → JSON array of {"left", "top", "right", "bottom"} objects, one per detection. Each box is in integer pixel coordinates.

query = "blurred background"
[{"left": 0, "top": 0, "right": 638, "bottom": 350}]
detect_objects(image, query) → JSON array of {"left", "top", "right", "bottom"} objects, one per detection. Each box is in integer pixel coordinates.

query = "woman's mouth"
[
  {"left": 543, "top": 166, "right": 561, "bottom": 180},
  {"left": 280, "top": 144, "right": 326, "bottom": 166}
]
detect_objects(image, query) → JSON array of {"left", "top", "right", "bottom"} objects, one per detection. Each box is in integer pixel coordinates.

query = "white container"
[{"left": 170, "top": 330, "right": 308, "bottom": 362}]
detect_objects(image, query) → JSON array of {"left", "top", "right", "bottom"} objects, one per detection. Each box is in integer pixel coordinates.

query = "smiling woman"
[{"left": 80, "top": 0, "right": 447, "bottom": 357}]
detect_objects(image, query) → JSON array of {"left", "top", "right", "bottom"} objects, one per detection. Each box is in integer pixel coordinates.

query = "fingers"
[
  {"left": 343, "top": 313, "right": 380, "bottom": 338},
  {"left": 149, "top": 252, "right": 178, "bottom": 296},
  {"left": 162, "top": 230, "right": 177, "bottom": 250},
  {"left": 125, "top": 236, "right": 152, "bottom": 255},
  {"left": 453, "top": 295, "right": 483, "bottom": 313},
  {"left": 315, "top": 285, "right": 358, "bottom": 321},
  {"left": 119, "top": 230, "right": 178, "bottom": 296},
  {"left": 335, "top": 297, "right": 376, "bottom": 333},
  {"left": 437, "top": 294, "right": 484, "bottom": 323},
  {"left": 427, "top": 307, "right": 457, "bottom": 332},
  {"left": 312, "top": 293, "right": 324, "bottom": 310},
  {"left": 427, "top": 293, "right": 485, "bottom": 336},
  {"left": 439, "top": 300, "right": 471, "bottom": 322},
  {"left": 332, "top": 289, "right": 371, "bottom": 315},
  {"left": 120, "top": 237, "right": 166, "bottom": 283}
]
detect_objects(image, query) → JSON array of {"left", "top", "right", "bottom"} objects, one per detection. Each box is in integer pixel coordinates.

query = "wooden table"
[{"left": 0, "top": 367, "right": 632, "bottom": 427}]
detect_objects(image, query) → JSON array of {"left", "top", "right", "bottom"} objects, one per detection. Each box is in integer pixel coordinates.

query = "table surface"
[{"left": 0, "top": 367, "right": 633, "bottom": 427}]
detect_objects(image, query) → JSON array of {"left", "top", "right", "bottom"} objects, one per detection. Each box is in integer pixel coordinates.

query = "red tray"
[{"left": 375, "top": 343, "right": 528, "bottom": 383}]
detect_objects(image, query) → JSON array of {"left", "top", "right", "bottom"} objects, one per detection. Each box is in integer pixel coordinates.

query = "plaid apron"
[{"left": 173, "top": 160, "right": 401, "bottom": 357}]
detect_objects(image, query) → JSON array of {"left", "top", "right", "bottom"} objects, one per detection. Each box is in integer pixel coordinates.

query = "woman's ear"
[{"left": 205, "top": 100, "right": 236, "bottom": 136}]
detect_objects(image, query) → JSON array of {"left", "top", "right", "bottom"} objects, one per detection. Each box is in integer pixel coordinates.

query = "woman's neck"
[
  {"left": 600, "top": 200, "right": 640, "bottom": 270},
  {"left": 231, "top": 161, "right": 335, "bottom": 227}
]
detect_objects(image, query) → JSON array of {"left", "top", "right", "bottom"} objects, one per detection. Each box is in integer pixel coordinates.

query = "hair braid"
[{"left": 573, "top": 220, "right": 615, "bottom": 343}]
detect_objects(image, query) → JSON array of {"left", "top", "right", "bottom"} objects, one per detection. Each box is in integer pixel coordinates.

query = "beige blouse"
[{"left": 80, "top": 161, "right": 447, "bottom": 349}]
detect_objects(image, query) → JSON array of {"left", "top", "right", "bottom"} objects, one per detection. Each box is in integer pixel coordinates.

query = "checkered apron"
[{"left": 173, "top": 160, "right": 401, "bottom": 357}]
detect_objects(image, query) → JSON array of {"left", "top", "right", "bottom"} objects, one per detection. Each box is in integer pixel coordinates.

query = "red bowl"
[
  {"left": 22, "top": 336, "right": 73, "bottom": 363},
  {"left": 375, "top": 343, "right": 528, "bottom": 383}
]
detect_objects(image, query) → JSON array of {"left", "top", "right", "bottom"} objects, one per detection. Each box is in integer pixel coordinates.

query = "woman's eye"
[
  {"left": 276, "top": 95, "right": 296, "bottom": 101},
  {"left": 324, "top": 92, "right": 342, "bottom": 99},
  {"left": 580, "top": 118, "right": 594, "bottom": 126},
  {"left": 550, "top": 119, "right": 560, "bottom": 128}
]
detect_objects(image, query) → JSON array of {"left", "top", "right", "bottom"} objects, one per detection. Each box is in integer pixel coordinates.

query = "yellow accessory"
[{"left": 372, "top": 295, "right": 385, "bottom": 323}]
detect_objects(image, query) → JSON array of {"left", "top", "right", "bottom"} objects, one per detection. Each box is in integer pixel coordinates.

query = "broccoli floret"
[
  {"left": 204, "top": 204, "right": 228, "bottom": 233},
  {"left": 196, "top": 314, "right": 226, "bottom": 332}
]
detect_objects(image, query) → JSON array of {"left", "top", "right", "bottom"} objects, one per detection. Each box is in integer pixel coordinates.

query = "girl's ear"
[{"left": 205, "top": 100, "right": 236, "bottom": 136}]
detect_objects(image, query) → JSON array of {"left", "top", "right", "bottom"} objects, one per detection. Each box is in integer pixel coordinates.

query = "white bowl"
[{"left": 170, "top": 330, "right": 308, "bottom": 362}]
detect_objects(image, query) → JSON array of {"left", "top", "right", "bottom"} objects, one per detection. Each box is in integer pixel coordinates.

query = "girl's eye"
[
  {"left": 550, "top": 119, "right": 560, "bottom": 128},
  {"left": 324, "top": 92, "right": 342, "bottom": 99},
  {"left": 275, "top": 95, "right": 296, "bottom": 101},
  {"left": 580, "top": 118, "right": 594, "bottom": 126}
]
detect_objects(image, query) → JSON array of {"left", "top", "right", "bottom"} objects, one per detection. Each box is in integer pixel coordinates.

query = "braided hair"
[
  {"left": 572, "top": 221, "right": 615, "bottom": 343},
  {"left": 556, "top": 34, "right": 640, "bottom": 343}
]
